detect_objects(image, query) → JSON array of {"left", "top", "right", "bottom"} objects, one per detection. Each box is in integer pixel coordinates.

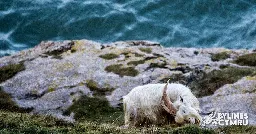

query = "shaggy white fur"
[{"left": 123, "top": 83, "right": 201, "bottom": 127}]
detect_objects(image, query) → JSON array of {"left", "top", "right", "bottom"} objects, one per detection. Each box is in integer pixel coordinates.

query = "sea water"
[{"left": 1, "top": 0, "right": 256, "bottom": 57}]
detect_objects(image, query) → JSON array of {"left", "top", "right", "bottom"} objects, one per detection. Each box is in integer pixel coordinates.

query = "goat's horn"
[{"left": 161, "top": 79, "right": 177, "bottom": 115}]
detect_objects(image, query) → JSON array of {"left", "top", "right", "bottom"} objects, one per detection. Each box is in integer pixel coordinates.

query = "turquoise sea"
[{"left": 1, "top": 0, "right": 256, "bottom": 57}]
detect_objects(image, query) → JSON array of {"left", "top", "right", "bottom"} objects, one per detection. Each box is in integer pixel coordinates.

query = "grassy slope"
[
  {"left": 1, "top": 110, "right": 255, "bottom": 134},
  {"left": 0, "top": 110, "right": 217, "bottom": 134}
]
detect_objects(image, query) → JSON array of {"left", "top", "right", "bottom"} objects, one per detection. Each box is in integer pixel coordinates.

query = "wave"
[{"left": 1, "top": 0, "right": 256, "bottom": 57}]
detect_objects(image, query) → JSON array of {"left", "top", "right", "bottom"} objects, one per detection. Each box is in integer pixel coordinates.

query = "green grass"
[
  {"left": 159, "top": 73, "right": 187, "bottom": 85},
  {"left": 85, "top": 80, "right": 115, "bottom": 96},
  {"left": 0, "top": 105, "right": 254, "bottom": 133},
  {"left": 134, "top": 52, "right": 144, "bottom": 57},
  {"left": 127, "top": 55, "right": 162, "bottom": 67},
  {"left": 105, "top": 64, "right": 139, "bottom": 77},
  {"left": 0, "top": 110, "right": 217, "bottom": 134},
  {"left": 139, "top": 47, "right": 152, "bottom": 54},
  {"left": 0, "top": 110, "right": 75, "bottom": 134},
  {"left": 189, "top": 67, "right": 256, "bottom": 97},
  {"left": 64, "top": 95, "right": 123, "bottom": 124},
  {"left": 44, "top": 50, "right": 64, "bottom": 59},
  {"left": 0, "top": 63, "right": 25, "bottom": 83},
  {"left": 47, "top": 87, "right": 56, "bottom": 93},
  {"left": 234, "top": 53, "right": 256, "bottom": 66},
  {"left": 211, "top": 52, "right": 230, "bottom": 61},
  {"left": 121, "top": 52, "right": 144, "bottom": 59},
  {"left": 215, "top": 125, "right": 256, "bottom": 134},
  {"left": 99, "top": 53, "right": 119, "bottom": 60},
  {"left": 0, "top": 87, "right": 32, "bottom": 113},
  {"left": 127, "top": 60, "right": 146, "bottom": 66},
  {"left": 146, "top": 61, "right": 168, "bottom": 70}
]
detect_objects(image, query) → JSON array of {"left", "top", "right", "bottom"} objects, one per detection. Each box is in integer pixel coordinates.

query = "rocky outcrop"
[{"left": 0, "top": 39, "right": 255, "bottom": 126}]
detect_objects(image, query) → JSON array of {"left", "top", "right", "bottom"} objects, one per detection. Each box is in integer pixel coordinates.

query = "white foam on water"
[
  {"left": 0, "top": 49, "right": 17, "bottom": 56},
  {"left": 0, "top": 30, "right": 14, "bottom": 41},
  {"left": 83, "top": 1, "right": 110, "bottom": 5},
  {"left": 0, "top": 9, "right": 15, "bottom": 16},
  {"left": 29, "top": 0, "right": 53, "bottom": 5},
  {"left": 57, "top": 0, "right": 75, "bottom": 8}
]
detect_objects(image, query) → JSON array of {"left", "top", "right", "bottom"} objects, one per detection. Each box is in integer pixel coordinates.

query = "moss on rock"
[
  {"left": 0, "top": 87, "right": 32, "bottom": 113},
  {"left": 215, "top": 125, "right": 256, "bottom": 134},
  {"left": 211, "top": 52, "right": 230, "bottom": 61},
  {"left": 139, "top": 47, "right": 152, "bottom": 54},
  {"left": 64, "top": 95, "right": 123, "bottom": 124},
  {"left": 86, "top": 80, "right": 115, "bottom": 96},
  {"left": 0, "top": 63, "right": 25, "bottom": 83},
  {"left": 234, "top": 53, "right": 256, "bottom": 66},
  {"left": 146, "top": 61, "right": 168, "bottom": 70},
  {"left": 134, "top": 52, "right": 144, "bottom": 57},
  {"left": 99, "top": 53, "right": 119, "bottom": 60},
  {"left": 159, "top": 73, "right": 187, "bottom": 85},
  {"left": 105, "top": 64, "right": 139, "bottom": 77},
  {"left": 44, "top": 41, "right": 74, "bottom": 59},
  {"left": 189, "top": 67, "right": 256, "bottom": 97},
  {"left": 127, "top": 60, "right": 146, "bottom": 66}
]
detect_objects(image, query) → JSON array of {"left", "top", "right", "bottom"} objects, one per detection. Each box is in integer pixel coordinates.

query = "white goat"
[{"left": 123, "top": 81, "right": 201, "bottom": 127}]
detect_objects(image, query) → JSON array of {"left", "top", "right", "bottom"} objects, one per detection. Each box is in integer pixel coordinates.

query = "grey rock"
[{"left": 0, "top": 39, "right": 255, "bottom": 125}]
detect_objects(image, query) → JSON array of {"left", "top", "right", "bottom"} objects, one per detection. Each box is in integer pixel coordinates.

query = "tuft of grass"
[
  {"left": 0, "top": 110, "right": 74, "bottom": 133},
  {"left": 171, "top": 125, "right": 215, "bottom": 134},
  {"left": 159, "top": 73, "right": 187, "bottom": 85},
  {"left": 105, "top": 64, "right": 139, "bottom": 77},
  {"left": 219, "top": 64, "right": 229, "bottom": 69},
  {"left": 189, "top": 67, "right": 256, "bottom": 97},
  {"left": 0, "top": 63, "right": 25, "bottom": 83},
  {"left": 127, "top": 56, "right": 160, "bottom": 67},
  {"left": 85, "top": 79, "right": 115, "bottom": 96},
  {"left": 234, "top": 53, "right": 256, "bottom": 66},
  {"left": 121, "top": 52, "right": 131, "bottom": 59},
  {"left": 120, "top": 52, "right": 144, "bottom": 59},
  {"left": 127, "top": 60, "right": 146, "bottom": 66},
  {"left": 1, "top": 109, "right": 254, "bottom": 133},
  {"left": 71, "top": 49, "right": 76, "bottom": 53},
  {"left": 146, "top": 61, "right": 168, "bottom": 70},
  {"left": 211, "top": 52, "right": 230, "bottom": 61},
  {"left": 0, "top": 87, "right": 32, "bottom": 113},
  {"left": 139, "top": 47, "right": 152, "bottom": 54},
  {"left": 99, "top": 53, "right": 119, "bottom": 60},
  {"left": 215, "top": 125, "right": 256, "bottom": 134},
  {"left": 64, "top": 95, "right": 123, "bottom": 124},
  {"left": 44, "top": 50, "right": 63, "bottom": 59},
  {"left": 134, "top": 52, "right": 144, "bottom": 57},
  {"left": 47, "top": 87, "right": 55, "bottom": 93}
]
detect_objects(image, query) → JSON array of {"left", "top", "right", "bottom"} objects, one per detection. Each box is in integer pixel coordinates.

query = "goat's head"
[{"left": 161, "top": 80, "right": 201, "bottom": 125}]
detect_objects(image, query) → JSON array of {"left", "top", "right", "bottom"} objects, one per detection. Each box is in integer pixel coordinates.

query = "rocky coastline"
[{"left": 0, "top": 39, "right": 256, "bottom": 133}]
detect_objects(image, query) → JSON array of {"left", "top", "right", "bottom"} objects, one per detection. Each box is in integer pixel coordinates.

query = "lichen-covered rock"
[
  {"left": 0, "top": 39, "right": 255, "bottom": 126},
  {"left": 199, "top": 76, "right": 256, "bottom": 126}
]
